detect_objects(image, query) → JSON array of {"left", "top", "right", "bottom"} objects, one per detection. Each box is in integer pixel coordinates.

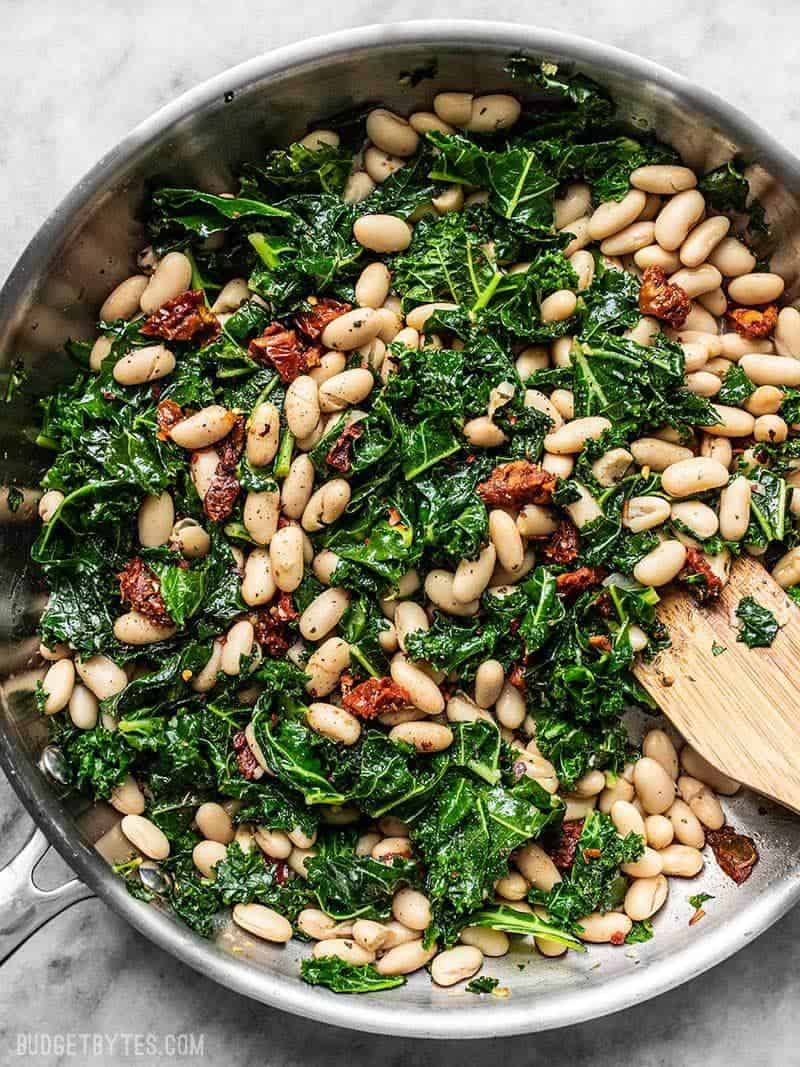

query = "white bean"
[
  {"left": 100, "top": 275, "right": 149, "bottom": 321},
  {"left": 740, "top": 353, "right": 800, "bottom": 387},
  {"left": 190, "top": 448, "right": 220, "bottom": 500},
  {"left": 193, "top": 840, "right": 228, "bottom": 879},
  {"left": 300, "top": 588, "right": 349, "bottom": 641},
  {"left": 243, "top": 490, "right": 280, "bottom": 546},
  {"left": 624, "top": 875, "right": 669, "bottom": 921},
  {"left": 700, "top": 404, "right": 756, "bottom": 438},
  {"left": 588, "top": 190, "right": 647, "bottom": 241},
  {"left": 453, "top": 544, "right": 496, "bottom": 604},
  {"left": 270, "top": 525, "right": 305, "bottom": 592},
  {"left": 110, "top": 774, "right": 145, "bottom": 815},
  {"left": 577, "top": 911, "right": 633, "bottom": 944},
  {"left": 390, "top": 720, "right": 452, "bottom": 753},
  {"left": 718, "top": 476, "right": 752, "bottom": 540},
  {"left": 284, "top": 376, "right": 320, "bottom": 438},
  {"left": 305, "top": 637, "right": 350, "bottom": 698},
  {"left": 169, "top": 406, "right": 236, "bottom": 449},
  {"left": 466, "top": 94, "right": 520, "bottom": 132},
  {"left": 113, "top": 611, "right": 176, "bottom": 645},
  {"left": 42, "top": 658, "right": 76, "bottom": 714},
  {"left": 392, "top": 888, "right": 431, "bottom": 931},
  {"left": 390, "top": 653, "right": 444, "bottom": 714},
  {"left": 355, "top": 262, "right": 392, "bottom": 309},
  {"left": 775, "top": 307, "right": 800, "bottom": 358},
  {"left": 140, "top": 252, "right": 193, "bottom": 315},
  {"left": 643, "top": 729, "right": 679, "bottom": 779},
  {"left": 670, "top": 500, "right": 718, "bottom": 539},
  {"left": 631, "top": 165, "right": 697, "bottom": 195},
  {"left": 138, "top": 492, "right": 174, "bottom": 548},
  {"left": 76, "top": 654, "right": 127, "bottom": 699},
  {"left": 544, "top": 417, "right": 611, "bottom": 455},
  {"left": 353, "top": 215, "right": 413, "bottom": 253},
  {"left": 727, "top": 272, "right": 785, "bottom": 305},
  {"left": 307, "top": 702, "right": 361, "bottom": 746},
  {"left": 121, "top": 814, "right": 170, "bottom": 860},
  {"left": 540, "top": 290, "right": 577, "bottom": 323},
  {"left": 661, "top": 457, "right": 729, "bottom": 497},
  {"left": 600, "top": 221, "right": 655, "bottom": 256},
  {"left": 658, "top": 844, "right": 704, "bottom": 877},
  {"left": 196, "top": 802, "right": 235, "bottom": 844},
  {"left": 431, "top": 946, "right": 483, "bottom": 987},
  {"left": 631, "top": 437, "right": 693, "bottom": 471},
  {"left": 221, "top": 620, "right": 254, "bottom": 675},
  {"left": 246, "top": 402, "right": 281, "bottom": 467},
  {"left": 679, "top": 216, "right": 730, "bottom": 267},
  {"left": 301, "top": 479, "right": 351, "bottom": 533},
  {"left": 113, "top": 344, "right": 175, "bottom": 386},
  {"left": 233, "top": 903, "right": 292, "bottom": 943},
  {"left": 666, "top": 799, "right": 705, "bottom": 848},
  {"left": 611, "top": 799, "right": 645, "bottom": 838},
  {"left": 622, "top": 495, "right": 670, "bottom": 533},
  {"left": 319, "top": 369, "right": 375, "bottom": 411},
  {"left": 366, "top": 108, "right": 419, "bottom": 157},
  {"left": 474, "top": 660, "right": 505, "bottom": 708},
  {"left": 460, "top": 926, "right": 510, "bottom": 957},
  {"left": 425, "top": 569, "right": 479, "bottom": 617},
  {"left": 654, "top": 190, "right": 705, "bottom": 251},
  {"left": 679, "top": 745, "right": 741, "bottom": 794},
  {"left": 669, "top": 264, "right": 723, "bottom": 298},
  {"left": 708, "top": 236, "right": 756, "bottom": 277},
  {"left": 364, "top": 146, "right": 405, "bottom": 184},
  {"left": 68, "top": 684, "right": 99, "bottom": 730},
  {"left": 633, "top": 757, "right": 677, "bottom": 814}
]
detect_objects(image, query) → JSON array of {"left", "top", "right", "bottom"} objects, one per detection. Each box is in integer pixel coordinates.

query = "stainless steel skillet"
[{"left": 2, "top": 19, "right": 800, "bottom": 1039}]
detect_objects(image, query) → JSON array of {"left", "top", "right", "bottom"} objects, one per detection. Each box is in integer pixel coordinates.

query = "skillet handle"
[{"left": 0, "top": 826, "right": 94, "bottom": 964}]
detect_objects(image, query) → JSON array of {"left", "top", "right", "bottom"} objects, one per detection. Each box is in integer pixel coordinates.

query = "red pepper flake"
[
  {"left": 141, "top": 289, "right": 220, "bottom": 343},
  {"left": 545, "top": 820, "right": 584, "bottom": 871},
  {"left": 688, "top": 908, "right": 706, "bottom": 926},
  {"left": 555, "top": 566, "right": 605, "bottom": 597},
  {"left": 295, "top": 297, "right": 352, "bottom": 340},
  {"left": 117, "top": 556, "right": 171, "bottom": 625},
  {"left": 638, "top": 266, "right": 691, "bottom": 328},
  {"left": 232, "top": 730, "right": 260, "bottom": 780},
  {"left": 342, "top": 677, "right": 411, "bottom": 719},
  {"left": 248, "top": 322, "right": 321, "bottom": 383},
  {"left": 609, "top": 930, "right": 626, "bottom": 946},
  {"left": 477, "top": 460, "right": 557, "bottom": 508},
  {"left": 706, "top": 826, "right": 759, "bottom": 884},
  {"left": 273, "top": 861, "right": 289, "bottom": 886},
  {"left": 581, "top": 847, "right": 602, "bottom": 861},
  {"left": 542, "top": 519, "right": 580, "bottom": 563},
  {"left": 679, "top": 547, "right": 722, "bottom": 603},
  {"left": 727, "top": 304, "right": 778, "bottom": 339},
  {"left": 387, "top": 507, "right": 403, "bottom": 526},
  {"left": 156, "top": 399, "right": 184, "bottom": 440},
  {"left": 326, "top": 422, "right": 364, "bottom": 473}
]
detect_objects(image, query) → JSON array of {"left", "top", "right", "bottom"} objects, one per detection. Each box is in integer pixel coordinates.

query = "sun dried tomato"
[
  {"left": 477, "top": 460, "right": 557, "bottom": 508},
  {"left": 706, "top": 826, "right": 759, "bottom": 884},
  {"left": 638, "top": 266, "right": 691, "bottom": 328},
  {"left": 217, "top": 414, "right": 246, "bottom": 471},
  {"left": 156, "top": 399, "right": 184, "bottom": 440},
  {"left": 555, "top": 566, "right": 605, "bottom": 597},
  {"left": 727, "top": 304, "right": 778, "bottom": 339},
  {"left": 508, "top": 663, "right": 527, "bottom": 691},
  {"left": 232, "top": 731, "right": 261, "bottom": 780},
  {"left": 117, "top": 557, "right": 170, "bottom": 624},
  {"left": 248, "top": 322, "right": 321, "bottom": 383},
  {"left": 203, "top": 468, "right": 240, "bottom": 522},
  {"left": 542, "top": 519, "right": 580, "bottom": 563},
  {"left": 679, "top": 547, "right": 722, "bottom": 603},
  {"left": 545, "top": 820, "right": 584, "bottom": 871},
  {"left": 250, "top": 594, "right": 299, "bottom": 657},
  {"left": 141, "top": 289, "right": 220, "bottom": 343},
  {"left": 326, "top": 422, "right": 364, "bottom": 473},
  {"left": 295, "top": 297, "right": 352, "bottom": 340},
  {"left": 342, "top": 677, "right": 411, "bottom": 719}
]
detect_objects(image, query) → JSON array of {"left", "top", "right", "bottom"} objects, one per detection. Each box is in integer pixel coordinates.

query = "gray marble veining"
[{"left": 3, "top": 2, "right": 800, "bottom": 1063}]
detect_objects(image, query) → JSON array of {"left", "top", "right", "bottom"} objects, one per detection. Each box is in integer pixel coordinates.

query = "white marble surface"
[{"left": 3, "top": 1, "right": 800, "bottom": 1063}]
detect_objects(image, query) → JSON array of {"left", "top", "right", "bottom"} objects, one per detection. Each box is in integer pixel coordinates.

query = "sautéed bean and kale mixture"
[{"left": 33, "top": 59, "right": 792, "bottom": 992}]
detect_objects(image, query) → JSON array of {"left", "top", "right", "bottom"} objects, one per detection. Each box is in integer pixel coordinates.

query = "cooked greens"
[{"left": 29, "top": 59, "right": 777, "bottom": 994}]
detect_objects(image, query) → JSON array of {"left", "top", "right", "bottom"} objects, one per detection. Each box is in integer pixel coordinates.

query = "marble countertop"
[{"left": 2, "top": 2, "right": 799, "bottom": 1063}]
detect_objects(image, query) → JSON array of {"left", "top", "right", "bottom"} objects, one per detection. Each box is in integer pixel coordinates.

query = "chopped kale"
[{"left": 735, "top": 596, "right": 780, "bottom": 648}]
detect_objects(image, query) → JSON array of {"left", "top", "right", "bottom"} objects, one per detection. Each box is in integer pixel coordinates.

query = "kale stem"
[
  {"left": 273, "top": 430, "right": 295, "bottom": 478},
  {"left": 36, "top": 479, "right": 120, "bottom": 553},
  {"left": 470, "top": 271, "right": 503, "bottom": 317}
]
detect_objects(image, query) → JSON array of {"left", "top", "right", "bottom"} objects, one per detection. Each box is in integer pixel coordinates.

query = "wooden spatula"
[{"left": 633, "top": 553, "right": 800, "bottom": 814}]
